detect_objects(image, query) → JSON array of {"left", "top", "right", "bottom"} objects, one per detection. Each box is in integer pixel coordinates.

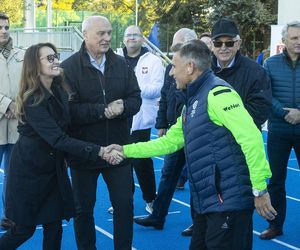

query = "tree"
[
  {"left": 0, "top": 0, "right": 24, "bottom": 26},
  {"left": 205, "top": 0, "right": 278, "bottom": 56}
]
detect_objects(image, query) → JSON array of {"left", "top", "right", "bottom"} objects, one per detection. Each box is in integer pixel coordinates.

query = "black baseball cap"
[{"left": 211, "top": 18, "right": 239, "bottom": 39}]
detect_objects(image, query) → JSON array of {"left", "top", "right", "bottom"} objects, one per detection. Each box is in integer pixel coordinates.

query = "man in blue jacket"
[
  {"left": 134, "top": 28, "right": 197, "bottom": 235},
  {"left": 104, "top": 39, "right": 277, "bottom": 250},
  {"left": 260, "top": 20, "right": 300, "bottom": 240}
]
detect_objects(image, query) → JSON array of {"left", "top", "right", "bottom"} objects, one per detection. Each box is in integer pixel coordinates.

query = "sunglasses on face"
[
  {"left": 213, "top": 40, "right": 238, "bottom": 48},
  {"left": 0, "top": 25, "right": 9, "bottom": 31},
  {"left": 41, "top": 53, "right": 60, "bottom": 63}
]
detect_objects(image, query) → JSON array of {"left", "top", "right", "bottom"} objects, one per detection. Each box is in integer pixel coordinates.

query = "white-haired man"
[{"left": 61, "top": 16, "right": 141, "bottom": 250}]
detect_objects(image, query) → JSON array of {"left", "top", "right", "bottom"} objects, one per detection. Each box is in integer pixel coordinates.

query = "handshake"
[{"left": 99, "top": 144, "right": 125, "bottom": 165}]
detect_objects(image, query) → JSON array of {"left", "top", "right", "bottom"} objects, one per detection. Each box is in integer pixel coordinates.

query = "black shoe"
[
  {"left": 181, "top": 224, "right": 193, "bottom": 237},
  {"left": 0, "top": 218, "right": 14, "bottom": 231},
  {"left": 134, "top": 215, "right": 164, "bottom": 230},
  {"left": 259, "top": 227, "right": 283, "bottom": 240}
]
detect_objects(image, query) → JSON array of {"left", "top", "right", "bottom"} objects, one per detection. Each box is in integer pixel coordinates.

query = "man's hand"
[
  {"left": 157, "top": 128, "right": 167, "bottom": 137},
  {"left": 5, "top": 102, "right": 16, "bottom": 119},
  {"left": 5, "top": 110, "right": 15, "bottom": 119},
  {"left": 105, "top": 99, "right": 124, "bottom": 119},
  {"left": 101, "top": 144, "right": 125, "bottom": 165},
  {"left": 283, "top": 108, "right": 300, "bottom": 124},
  {"left": 254, "top": 192, "right": 277, "bottom": 220}
]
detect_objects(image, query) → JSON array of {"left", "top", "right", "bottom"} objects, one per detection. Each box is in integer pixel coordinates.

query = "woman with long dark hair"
[{"left": 0, "top": 43, "right": 105, "bottom": 249}]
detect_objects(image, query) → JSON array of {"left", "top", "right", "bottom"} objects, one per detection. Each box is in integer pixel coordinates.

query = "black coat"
[
  {"left": 155, "top": 64, "right": 185, "bottom": 129},
  {"left": 61, "top": 44, "right": 141, "bottom": 169},
  {"left": 6, "top": 82, "right": 101, "bottom": 226},
  {"left": 212, "top": 51, "right": 272, "bottom": 128}
]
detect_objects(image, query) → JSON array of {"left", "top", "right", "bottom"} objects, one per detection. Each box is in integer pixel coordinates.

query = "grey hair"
[
  {"left": 175, "top": 28, "right": 198, "bottom": 43},
  {"left": 282, "top": 21, "right": 300, "bottom": 39},
  {"left": 82, "top": 16, "right": 109, "bottom": 33},
  {"left": 171, "top": 28, "right": 197, "bottom": 51},
  {"left": 177, "top": 39, "right": 211, "bottom": 72}
]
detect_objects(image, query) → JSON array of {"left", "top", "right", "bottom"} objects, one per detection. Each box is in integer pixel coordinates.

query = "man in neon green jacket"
[{"left": 104, "top": 39, "right": 276, "bottom": 250}]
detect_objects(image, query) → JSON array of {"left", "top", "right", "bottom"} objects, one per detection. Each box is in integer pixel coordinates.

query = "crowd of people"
[{"left": 0, "top": 10, "right": 300, "bottom": 250}]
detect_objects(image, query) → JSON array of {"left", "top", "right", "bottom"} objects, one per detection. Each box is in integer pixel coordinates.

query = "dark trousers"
[
  {"left": 152, "top": 148, "right": 186, "bottom": 221},
  {"left": 177, "top": 163, "right": 188, "bottom": 186},
  {"left": 130, "top": 129, "right": 156, "bottom": 203},
  {"left": 0, "top": 221, "right": 62, "bottom": 250},
  {"left": 190, "top": 209, "right": 253, "bottom": 250},
  {"left": 71, "top": 165, "right": 133, "bottom": 250},
  {"left": 267, "top": 132, "right": 300, "bottom": 230}
]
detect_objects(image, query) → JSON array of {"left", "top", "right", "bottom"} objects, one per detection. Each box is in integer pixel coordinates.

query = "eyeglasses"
[
  {"left": 124, "top": 33, "right": 143, "bottom": 39},
  {"left": 0, "top": 25, "right": 9, "bottom": 31},
  {"left": 40, "top": 53, "right": 60, "bottom": 63},
  {"left": 213, "top": 40, "right": 238, "bottom": 48}
]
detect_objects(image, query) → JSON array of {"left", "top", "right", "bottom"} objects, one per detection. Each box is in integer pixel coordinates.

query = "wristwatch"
[{"left": 252, "top": 188, "right": 268, "bottom": 197}]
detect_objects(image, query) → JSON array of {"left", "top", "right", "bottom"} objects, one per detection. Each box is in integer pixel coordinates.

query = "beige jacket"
[{"left": 0, "top": 47, "right": 25, "bottom": 145}]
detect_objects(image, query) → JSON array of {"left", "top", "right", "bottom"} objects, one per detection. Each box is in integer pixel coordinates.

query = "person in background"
[
  {"left": 260, "top": 20, "right": 300, "bottom": 240},
  {"left": 104, "top": 39, "right": 277, "bottom": 250},
  {"left": 211, "top": 17, "right": 272, "bottom": 130},
  {"left": 176, "top": 32, "right": 212, "bottom": 190},
  {"left": 133, "top": 28, "right": 197, "bottom": 237},
  {"left": 0, "top": 12, "right": 25, "bottom": 230},
  {"left": 60, "top": 16, "right": 141, "bottom": 250},
  {"left": 0, "top": 42, "right": 110, "bottom": 249},
  {"left": 116, "top": 25, "right": 165, "bottom": 214},
  {"left": 199, "top": 32, "right": 212, "bottom": 50}
]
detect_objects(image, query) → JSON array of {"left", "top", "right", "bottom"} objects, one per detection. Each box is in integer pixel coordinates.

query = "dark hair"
[
  {"left": 0, "top": 13, "right": 9, "bottom": 23},
  {"left": 178, "top": 39, "right": 211, "bottom": 71}
]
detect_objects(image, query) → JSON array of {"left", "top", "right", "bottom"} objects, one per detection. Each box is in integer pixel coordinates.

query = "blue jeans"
[
  {"left": 0, "top": 144, "right": 14, "bottom": 217},
  {"left": 152, "top": 148, "right": 186, "bottom": 222},
  {"left": 267, "top": 132, "right": 300, "bottom": 230}
]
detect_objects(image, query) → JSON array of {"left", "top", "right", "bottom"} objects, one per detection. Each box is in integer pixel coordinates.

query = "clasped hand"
[
  {"left": 5, "top": 102, "right": 16, "bottom": 119},
  {"left": 105, "top": 99, "right": 124, "bottom": 119},
  {"left": 99, "top": 144, "right": 125, "bottom": 165}
]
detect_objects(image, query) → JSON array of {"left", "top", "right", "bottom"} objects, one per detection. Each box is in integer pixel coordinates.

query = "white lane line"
[
  {"left": 108, "top": 211, "right": 182, "bottom": 221},
  {"left": 253, "top": 230, "right": 300, "bottom": 250},
  {"left": 95, "top": 225, "right": 137, "bottom": 250},
  {"left": 36, "top": 224, "right": 68, "bottom": 230},
  {"left": 287, "top": 196, "right": 300, "bottom": 202},
  {"left": 288, "top": 167, "right": 300, "bottom": 172}
]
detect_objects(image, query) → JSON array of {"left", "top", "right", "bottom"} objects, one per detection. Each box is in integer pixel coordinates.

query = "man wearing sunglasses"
[
  {"left": 0, "top": 12, "right": 25, "bottom": 231},
  {"left": 211, "top": 17, "right": 272, "bottom": 130}
]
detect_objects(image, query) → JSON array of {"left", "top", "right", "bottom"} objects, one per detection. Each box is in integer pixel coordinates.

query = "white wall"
[{"left": 278, "top": 0, "right": 300, "bottom": 25}]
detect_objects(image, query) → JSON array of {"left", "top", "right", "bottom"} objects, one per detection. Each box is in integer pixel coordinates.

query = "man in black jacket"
[
  {"left": 211, "top": 17, "right": 272, "bottom": 129},
  {"left": 60, "top": 16, "right": 141, "bottom": 250}
]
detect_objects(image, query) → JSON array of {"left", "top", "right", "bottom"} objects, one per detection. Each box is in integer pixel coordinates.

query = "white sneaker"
[
  {"left": 107, "top": 206, "right": 114, "bottom": 214},
  {"left": 145, "top": 201, "right": 154, "bottom": 214}
]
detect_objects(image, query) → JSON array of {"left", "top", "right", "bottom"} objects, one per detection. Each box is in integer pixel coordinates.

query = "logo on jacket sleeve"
[
  {"left": 142, "top": 67, "right": 149, "bottom": 74},
  {"left": 223, "top": 103, "right": 240, "bottom": 112},
  {"left": 191, "top": 100, "right": 198, "bottom": 118}
]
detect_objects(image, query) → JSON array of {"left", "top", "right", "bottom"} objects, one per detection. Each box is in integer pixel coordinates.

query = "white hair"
[
  {"left": 174, "top": 28, "right": 198, "bottom": 43},
  {"left": 82, "top": 16, "right": 109, "bottom": 33}
]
